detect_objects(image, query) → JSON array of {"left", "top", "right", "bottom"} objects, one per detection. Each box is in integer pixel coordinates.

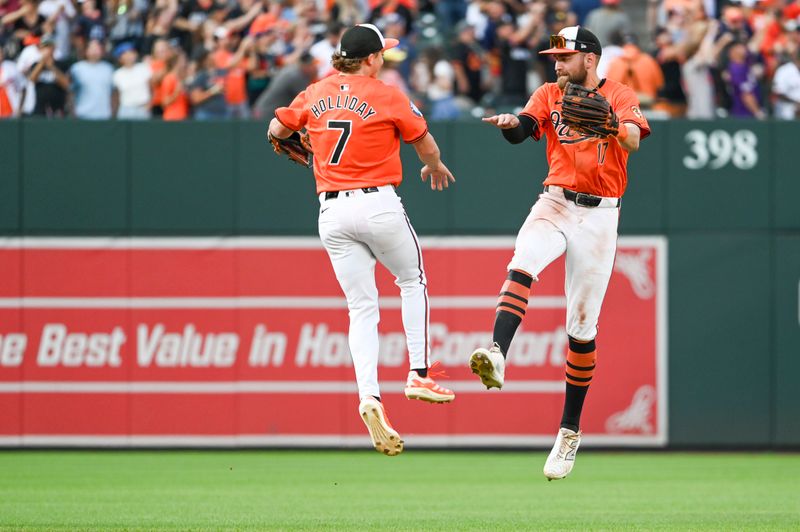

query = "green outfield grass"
[{"left": 1, "top": 450, "right": 798, "bottom": 531}]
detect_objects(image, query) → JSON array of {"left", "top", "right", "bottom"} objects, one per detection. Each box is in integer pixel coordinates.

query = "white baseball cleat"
[
  {"left": 543, "top": 428, "right": 582, "bottom": 480},
  {"left": 404, "top": 361, "right": 455, "bottom": 403},
  {"left": 358, "top": 396, "right": 404, "bottom": 456},
  {"left": 469, "top": 343, "right": 505, "bottom": 389}
]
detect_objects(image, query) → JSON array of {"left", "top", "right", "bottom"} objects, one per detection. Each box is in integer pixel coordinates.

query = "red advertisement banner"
[{"left": 0, "top": 237, "right": 667, "bottom": 447}]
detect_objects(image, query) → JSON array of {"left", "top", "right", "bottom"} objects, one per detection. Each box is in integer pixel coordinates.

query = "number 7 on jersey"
[{"left": 327, "top": 120, "right": 352, "bottom": 165}]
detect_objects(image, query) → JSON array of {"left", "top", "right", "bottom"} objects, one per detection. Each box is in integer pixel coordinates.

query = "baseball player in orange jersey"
[
  {"left": 268, "top": 23, "right": 456, "bottom": 456},
  {"left": 470, "top": 26, "right": 651, "bottom": 479}
]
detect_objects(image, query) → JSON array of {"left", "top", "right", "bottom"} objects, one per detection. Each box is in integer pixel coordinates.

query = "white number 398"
[{"left": 683, "top": 129, "right": 758, "bottom": 170}]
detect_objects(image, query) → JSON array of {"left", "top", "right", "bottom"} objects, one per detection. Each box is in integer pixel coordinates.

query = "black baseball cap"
[
  {"left": 540, "top": 26, "right": 602, "bottom": 56},
  {"left": 337, "top": 23, "right": 399, "bottom": 59}
]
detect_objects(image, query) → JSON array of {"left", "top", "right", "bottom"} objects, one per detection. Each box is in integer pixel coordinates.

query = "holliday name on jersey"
[{"left": 310, "top": 95, "right": 376, "bottom": 121}]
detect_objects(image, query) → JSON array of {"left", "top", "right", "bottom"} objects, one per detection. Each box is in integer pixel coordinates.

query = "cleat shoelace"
[{"left": 427, "top": 360, "right": 450, "bottom": 380}]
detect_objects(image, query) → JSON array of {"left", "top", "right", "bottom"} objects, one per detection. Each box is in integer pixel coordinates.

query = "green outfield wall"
[{"left": 1, "top": 119, "right": 798, "bottom": 448}]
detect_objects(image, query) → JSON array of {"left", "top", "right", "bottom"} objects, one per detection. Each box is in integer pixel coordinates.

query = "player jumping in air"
[
  {"left": 268, "top": 24, "right": 456, "bottom": 456},
  {"left": 473, "top": 26, "right": 651, "bottom": 479}
]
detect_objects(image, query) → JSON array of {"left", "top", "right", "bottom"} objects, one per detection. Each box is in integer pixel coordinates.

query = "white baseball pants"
[
  {"left": 318, "top": 185, "right": 429, "bottom": 399},
  {"left": 508, "top": 187, "right": 620, "bottom": 341}
]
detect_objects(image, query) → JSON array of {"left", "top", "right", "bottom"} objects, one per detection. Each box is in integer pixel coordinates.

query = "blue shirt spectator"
[{"left": 70, "top": 39, "right": 114, "bottom": 119}]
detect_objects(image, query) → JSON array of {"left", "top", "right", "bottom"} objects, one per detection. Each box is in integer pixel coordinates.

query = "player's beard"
[{"left": 557, "top": 64, "right": 588, "bottom": 90}]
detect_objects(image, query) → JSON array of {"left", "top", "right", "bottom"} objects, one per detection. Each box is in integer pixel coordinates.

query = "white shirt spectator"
[
  {"left": 16, "top": 44, "right": 42, "bottom": 115},
  {"left": 428, "top": 60, "right": 455, "bottom": 101},
  {"left": 772, "top": 60, "right": 800, "bottom": 120},
  {"left": 113, "top": 62, "right": 152, "bottom": 119},
  {"left": 70, "top": 60, "right": 114, "bottom": 119},
  {"left": 310, "top": 38, "right": 336, "bottom": 78}
]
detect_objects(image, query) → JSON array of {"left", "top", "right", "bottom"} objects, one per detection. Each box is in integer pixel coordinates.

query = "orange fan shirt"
[
  {"left": 161, "top": 72, "right": 189, "bottom": 121},
  {"left": 520, "top": 78, "right": 651, "bottom": 198},
  {"left": 275, "top": 73, "right": 428, "bottom": 193}
]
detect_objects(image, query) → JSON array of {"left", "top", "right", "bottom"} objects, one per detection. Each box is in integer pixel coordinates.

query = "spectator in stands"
[
  {"left": 161, "top": 50, "right": 189, "bottom": 120},
  {"left": 596, "top": 29, "right": 624, "bottom": 79},
  {"left": 252, "top": 49, "right": 315, "bottom": 119},
  {"left": 27, "top": 33, "right": 68, "bottom": 116},
  {"left": 70, "top": 38, "right": 114, "bottom": 119},
  {"left": 309, "top": 22, "right": 343, "bottom": 78},
  {"left": 329, "top": 0, "right": 366, "bottom": 27},
  {"left": 413, "top": 46, "right": 460, "bottom": 120},
  {"left": 724, "top": 40, "right": 765, "bottom": 119},
  {"left": 172, "top": 0, "right": 222, "bottom": 54},
  {"left": 493, "top": 16, "right": 536, "bottom": 108},
  {"left": 377, "top": 45, "right": 409, "bottom": 92},
  {"left": 605, "top": 33, "right": 664, "bottom": 109},
  {"left": 15, "top": 31, "right": 42, "bottom": 115},
  {"left": 112, "top": 41, "right": 151, "bottom": 119},
  {"left": 772, "top": 48, "right": 800, "bottom": 119},
  {"left": 37, "top": 0, "right": 74, "bottom": 61},
  {"left": 107, "top": 0, "right": 148, "bottom": 51},
  {"left": 245, "top": 27, "right": 279, "bottom": 104},
  {"left": 0, "top": 44, "right": 23, "bottom": 116},
  {"left": 2, "top": 0, "right": 47, "bottom": 55},
  {"left": 680, "top": 6, "right": 717, "bottom": 118},
  {"left": 222, "top": 0, "right": 263, "bottom": 38},
  {"left": 74, "top": 0, "right": 106, "bottom": 57},
  {"left": 651, "top": 25, "right": 686, "bottom": 117},
  {"left": 368, "top": 0, "right": 413, "bottom": 38},
  {"left": 584, "top": 0, "right": 630, "bottom": 48},
  {"left": 451, "top": 20, "right": 486, "bottom": 107},
  {"left": 147, "top": 37, "right": 172, "bottom": 117},
  {"left": 211, "top": 26, "right": 253, "bottom": 118},
  {"left": 142, "top": 4, "right": 176, "bottom": 55},
  {"left": 189, "top": 47, "right": 226, "bottom": 119}
]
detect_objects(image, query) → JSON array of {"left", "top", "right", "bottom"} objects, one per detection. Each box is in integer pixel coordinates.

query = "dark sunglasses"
[{"left": 549, "top": 34, "right": 590, "bottom": 50}]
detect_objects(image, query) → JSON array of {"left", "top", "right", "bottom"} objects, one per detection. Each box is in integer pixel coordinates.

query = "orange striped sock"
[
  {"left": 496, "top": 270, "right": 531, "bottom": 320},
  {"left": 561, "top": 337, "right": 597, "bottom": 431},
  {"left": 493, "top": 269, "right": 532, "bottom": 356}
]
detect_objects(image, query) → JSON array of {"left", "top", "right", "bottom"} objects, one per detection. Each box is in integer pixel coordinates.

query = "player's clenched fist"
[{"left": 482, "top": 113, "right": 520, "bottom": 129}]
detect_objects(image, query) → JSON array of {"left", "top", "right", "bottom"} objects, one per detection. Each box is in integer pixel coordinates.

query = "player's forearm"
[
  {"left": 615, "top": 123, "right": 640, "bottom": 152},
  {"left": 501, "top": 115, "right": 535, "bottom": 144},
  {"left": 268, "top": 117, "right": 294, "bottom": 139},
  {"left": 412, "top": 132, "right": 444, "bottom": 168}
]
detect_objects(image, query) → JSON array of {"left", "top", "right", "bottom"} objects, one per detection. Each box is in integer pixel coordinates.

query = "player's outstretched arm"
[
  {"left": 483, "top": 114, "right": 537, "bottom": 144},
  {"left": 413, "top": 132, "right": 456, "bottom": 191}
]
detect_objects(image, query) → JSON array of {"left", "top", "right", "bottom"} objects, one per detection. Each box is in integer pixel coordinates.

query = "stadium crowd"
[{"left": 0, "top": 0, "right": 799, "bottom": 120}]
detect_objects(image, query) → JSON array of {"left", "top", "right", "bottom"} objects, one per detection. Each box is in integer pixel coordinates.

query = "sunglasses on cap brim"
[{"left": 542, "top": 34, "right": 586, "bottom": 54}]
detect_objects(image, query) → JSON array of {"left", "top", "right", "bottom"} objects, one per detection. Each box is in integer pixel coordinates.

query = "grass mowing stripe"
[{"left": 0, "top": 451, "right": 798, "bottom": 530}]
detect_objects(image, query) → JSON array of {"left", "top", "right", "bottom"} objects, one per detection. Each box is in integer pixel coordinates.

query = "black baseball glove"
[
  {"left": 561, "top": 82, "right": 619, "bottom": 138},
  {"left": 268, "top": 130, "right": 313, "bottom": 168}
]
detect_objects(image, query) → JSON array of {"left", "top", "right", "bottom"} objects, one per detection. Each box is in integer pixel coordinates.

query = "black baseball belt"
[
  {"left": 543, "top": 185, "right": 620, "bottom": 208},
  {"left": 324, "top": 187, "right": 380, "bottom": 200}
]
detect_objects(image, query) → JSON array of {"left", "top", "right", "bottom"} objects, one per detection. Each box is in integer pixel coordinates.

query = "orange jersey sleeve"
[
  {"left": 611, "top": 82, "right": 651, "bottom": 140},
  {"left": 520, "top": 79, "right": 650, "bottom": 198},
  {"left": 390, "top": 91, "right": 428, "bottom": 143},
  {"left": 275, "top": 90, "right": 309, "bottom": 132},
  {"left": 275, "top": 74, "right": 430, "bottom": 193}
]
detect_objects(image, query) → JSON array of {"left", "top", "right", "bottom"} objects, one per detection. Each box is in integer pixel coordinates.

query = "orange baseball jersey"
[
  {"left": 520, "top": 78, "right": 651, "bottom": 198},
  {"left": 275, "top": 74, "right": 428, "bottom": 193}
]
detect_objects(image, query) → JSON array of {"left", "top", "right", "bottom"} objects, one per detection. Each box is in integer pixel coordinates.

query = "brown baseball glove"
[
  {"left": 268, "top": 130, "right": 313, "bottom": 168},
  {"left": 561, "top": 82, "right": 619, "bottom": 138}
]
